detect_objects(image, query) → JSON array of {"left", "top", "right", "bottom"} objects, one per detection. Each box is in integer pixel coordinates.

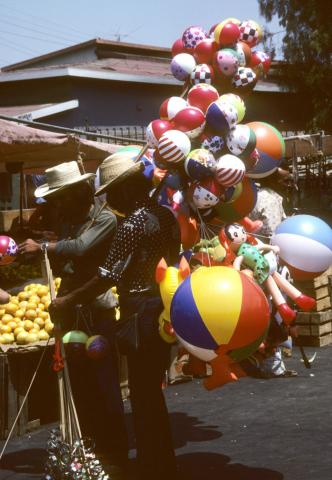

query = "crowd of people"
[{"left": 15, "top": 155, "right": 298, "bottom": 479}]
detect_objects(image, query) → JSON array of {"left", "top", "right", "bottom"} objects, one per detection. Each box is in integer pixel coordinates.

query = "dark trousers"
[
  {"left": 120, "top": 294, "right": 176, "bottom": 479},
  {"left": 62, "top": 307, "right": 128, "bottom": 464}
]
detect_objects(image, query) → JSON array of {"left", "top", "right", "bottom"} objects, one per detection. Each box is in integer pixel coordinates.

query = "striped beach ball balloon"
[
  {"left": 171, "top": 266, "right": 270, "bottom": 357},
  {"left": 246, "top": 121, "right": 285, "bottom": 178},
  {"left": 157, "top": 130, "right": 191, "bottom": 165},
  {"left": 215, "top": 154, "right": 246, "bottom": 187},
  {"left": 271, "top": 215, "right": 332, "bottom": 281},
  {"left": 213, "top": 176, "right": 257, "bottom": 222}
]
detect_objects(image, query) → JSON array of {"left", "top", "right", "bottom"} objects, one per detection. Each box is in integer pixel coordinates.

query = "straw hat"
[
  {"left": 95, "top": 152, "right": 144, "bottom": 196},
  {"left": 34, "top": 161, "right": 95, "bottom": 198}
]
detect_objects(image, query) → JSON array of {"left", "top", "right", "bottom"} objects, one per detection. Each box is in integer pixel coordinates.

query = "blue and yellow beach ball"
[{"left": 171, "top": 266, "right": 270, "bottom": 356}]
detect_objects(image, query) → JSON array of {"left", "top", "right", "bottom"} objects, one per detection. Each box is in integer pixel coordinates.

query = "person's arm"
[
  {"left": 0, "top": 288, "right": 10, "bottom": 304},
  {"left": 18, "top": 209, "right": 116, "bottom": 257},
  {"left": 51, "top": 213, "right": 145, "bottom": 310}
]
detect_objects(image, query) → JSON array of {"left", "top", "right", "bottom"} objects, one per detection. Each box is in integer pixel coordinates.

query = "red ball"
[
  {"left": 159, "top": 96, "right": 187, "bottom": 121},
  {"left": 218, "top": 22, "right": 241, "bottom": 46},
  {"left": 187, "top": 84, "right": 219, "bottom": 114},
  {"left": 250, "top": 51, "right": 271, "bottom": 73},
  {"left": 171, "top": 38, "right": 186, "bottom": 57},
  {"left": 146, "top": 119, "right": 173, "bottom": 147},
  {"left": 194, "top": 38, "right": 218, "bottom": 64},
  {"left": 173, "top": 107, "right": 206, "bottom": 139},
  {"left": 0, "top": 235, "right": 18, "bottom": 266}
]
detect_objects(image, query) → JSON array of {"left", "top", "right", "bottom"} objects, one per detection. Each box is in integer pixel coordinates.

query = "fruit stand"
[{"left": 0, "top": 279, "right": 60, "bottom": 439}]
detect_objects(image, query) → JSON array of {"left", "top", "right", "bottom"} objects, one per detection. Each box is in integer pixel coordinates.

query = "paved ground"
[{"left": 0, "top": 345, "right": 331, "bottom": 480}]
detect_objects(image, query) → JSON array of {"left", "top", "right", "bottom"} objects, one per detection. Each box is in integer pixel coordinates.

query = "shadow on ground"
[{"left": 177, "top": 452, "right": 284, "bottom": 480}]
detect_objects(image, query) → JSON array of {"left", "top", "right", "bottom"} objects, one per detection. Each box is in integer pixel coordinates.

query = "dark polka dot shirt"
[{"left": 98, "top": 200, "right": 180, "bottom": 294}]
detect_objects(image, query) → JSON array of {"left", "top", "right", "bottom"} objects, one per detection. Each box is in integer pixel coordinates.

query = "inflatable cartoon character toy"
[
  {"left": 155, "top": 256, "right": 190, "bottom": 343},
  {"left": 192, "top": 236, "right": 226, "bottom": 266},
  {"left": 221, "top": 223, "right": 316, "bottom": 325}
]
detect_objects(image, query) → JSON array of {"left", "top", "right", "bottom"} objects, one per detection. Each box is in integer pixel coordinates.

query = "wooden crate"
[
  {"left": 0, "top": 346, "right": 58, "bottom": 439},
  {"left": 294, "top": 267, "right": 332, "bottom": 312},
  {"left": 295, "top": 310, "right": 332, "bottom": 347}
]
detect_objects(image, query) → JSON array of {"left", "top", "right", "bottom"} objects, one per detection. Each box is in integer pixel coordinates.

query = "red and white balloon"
[
  {"left": 160, "top": 96, "right": 187, "bottom": 121},
  {"left": 173, "top": 107, "right": 206, "bottom": 139},
  {"left": 158, "top": 130, "right": 191, "bottom": 165},
  {"left": 187, "top": 83, "right": 219, "bottom": 114},
  {"left": 215, "top": 154, "right": 246, "bottom": 187},
  {"left": 146, "top": 119, "right": 173, "bottom": 148},
  {"left": 190, "top": 64, "right": 215, "bottom": 85}
]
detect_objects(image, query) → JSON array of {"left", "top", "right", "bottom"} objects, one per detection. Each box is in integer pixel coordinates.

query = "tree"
[{"left": 258, "top": 0, "right": 332, "bottom": 132}]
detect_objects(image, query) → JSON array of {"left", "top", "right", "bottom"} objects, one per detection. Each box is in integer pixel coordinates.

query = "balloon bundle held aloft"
[{"left": 140, "top": 17, "right": 286, "bottom": 243}]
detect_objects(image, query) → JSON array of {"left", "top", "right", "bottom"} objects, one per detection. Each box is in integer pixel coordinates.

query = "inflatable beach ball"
[
  {"left": 0, "top": 236, "right": 18, "bottom": 266},
  {"left": 271, "top": 215, "right": 332, "bottom": 280},
  {"left": 182, "top": 26, "right": 207, "bottom": 50},
  {"left": 171, "top": 266, "right": 270, "bottom": 359},
  {"left": 215, "top": 154, "right": 246, "bottom": 187},
  {"left": 158, "top": 129, "right": 191, "bottom": 165},
  {"left": 171, "top": 53, "right": 196, "bottom": 81},
  {"left": 160, "top": 96, "right": 187, "bottom": 121},
  {"left": 185, "top": 148, "right": 216, "bottom": 181},
  {"left": 245, "top": 121, "right": 285, "bottom": 178}
]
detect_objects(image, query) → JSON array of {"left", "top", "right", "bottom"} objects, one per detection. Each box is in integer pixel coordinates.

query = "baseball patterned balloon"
[
  {"left": 215, "top": 154, "right": 246, "bottom": 187},
  {"left": 201, "top": 134, "right": 225, "bottom": 154},
  {"left": 239, "top": 20, "right": 262, "bottom": 47},
  {"left": 214, "top": 21, "right": 241, "bottom": 47},
  {"left": 206, "top": 99, "right": 238, "bottom": 135},
  {"left": 185, "top": 148, "right": 216, "bottom": 181},
  {"left": 158, "top": 130, "right": 191, "bottom": 165},
  {"left": 219, "top": 93, "right": 246, "bottom": 122},
  {"left": 190, "top": 63, "right": 215, "bottom": 85},
  {"left": 194, "top": 38, "right": 218, "bottom": 64},
  {"left": 226, "top": 125, "right": 256, "bottom": 156},
  {"left": 173, "top": 106, "right": 206, "bottom": 139},
  {"left": 159, "top": 96, "right": 187, "bottom": 121},
  {"left": 182, "top": 26, "right": 207, "bottom": 49},
  {"left": 214, "top": 48, "right": 239, "bottom": 77},
  {"left": 232, "top": 67, "right": 257, "bottom": 91},
  {"left": 188, "top": 178, "right": 223, "bottom": 209},
  {"left": 0, "top": 236, "right": 18, "bottom": 266},
  {"left": 171, "top": 53, "right": 196, "bottom": 81},
  {"left": 187, "top": 83, "right": 219, "bottom": 113},
  {"left": 146, "top": 119, "right": 173, "bottom": 147}
]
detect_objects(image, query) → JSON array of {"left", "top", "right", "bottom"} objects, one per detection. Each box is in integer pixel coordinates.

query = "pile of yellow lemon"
[{"left": 0, "top": 278, "right": 61, "bottom": 346}]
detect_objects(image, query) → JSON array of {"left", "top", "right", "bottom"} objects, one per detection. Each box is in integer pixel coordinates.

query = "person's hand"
[
  {"left": 49, "top": 295, "right": 73, "bottom": 313},
  {"left": 18, "top": 239, "right": 41, "bottom": 254},
  {"left": 271, "top": 245, "right": 280, "bottom": 254}
]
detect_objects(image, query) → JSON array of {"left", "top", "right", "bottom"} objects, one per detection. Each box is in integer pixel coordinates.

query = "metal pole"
[{"left": 0, "top": 114, "right": 146, "bottom": 145}]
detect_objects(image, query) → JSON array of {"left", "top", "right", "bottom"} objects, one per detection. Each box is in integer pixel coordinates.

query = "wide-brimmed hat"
[
  {"left": 34, "top": 161, "right": 95, "bottom": 198},
  {"left": 95, "top": 152, "right": 144, "bottom": 196}
]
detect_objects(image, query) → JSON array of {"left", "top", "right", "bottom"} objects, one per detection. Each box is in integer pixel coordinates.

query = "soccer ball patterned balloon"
[
  {"left": 239, "top": 20, "right": 262, "bottom": 47},
  {"left": 232, "top": 67, "right": 256, "bottom": 90},
  {"left": 182, "top": 26, "right": 207, "bottom": 49},
  {"left": 190, "top": 64, "right": 214, "bottom": 85},
  {"left": 226, "top": 125, "right": 256, "bottom": 156}
]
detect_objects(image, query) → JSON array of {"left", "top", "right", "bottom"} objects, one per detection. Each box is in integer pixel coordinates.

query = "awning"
[
  {"left": 0, "top": 99, "right": 79, "bottom": 121},
  {"left": 0, "top": 118, "right": 120, "bottom": 173}
]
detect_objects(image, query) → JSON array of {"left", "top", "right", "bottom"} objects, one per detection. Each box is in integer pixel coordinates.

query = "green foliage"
[{"left": 258, "top": 0, "right": 332, "bottom": 132}]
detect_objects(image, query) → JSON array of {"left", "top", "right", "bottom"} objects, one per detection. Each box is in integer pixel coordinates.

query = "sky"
[{"left": 0, "top": 0, "right": 284, "bottom": 68}]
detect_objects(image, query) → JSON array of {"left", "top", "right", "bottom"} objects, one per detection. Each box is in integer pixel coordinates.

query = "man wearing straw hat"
[
  {"left": 18, "top": 161, "right": 128, "bottom": 473},
  {"left": 51, "top": 153, "right": 181, "bottom": 480}
]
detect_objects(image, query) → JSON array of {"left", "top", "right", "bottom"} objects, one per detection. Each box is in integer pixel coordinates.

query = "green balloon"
[{"left": 62, "top": 330, "right": 88, "bottom": 344}]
